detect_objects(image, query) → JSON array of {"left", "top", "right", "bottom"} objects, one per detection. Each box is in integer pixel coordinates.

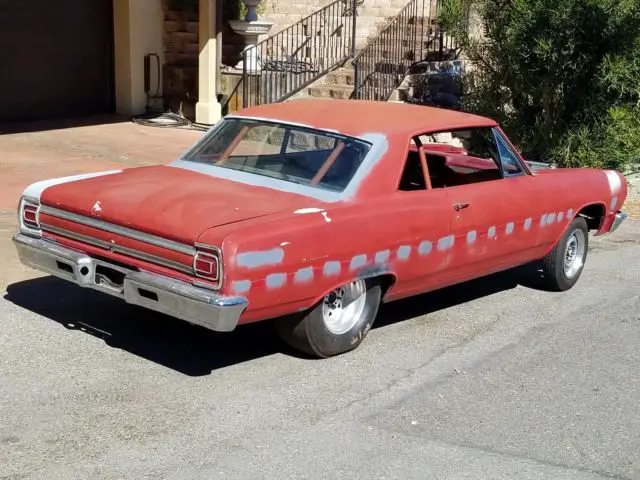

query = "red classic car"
[{"left": 13, "top": 100, "right": 628, "bottom": 357}]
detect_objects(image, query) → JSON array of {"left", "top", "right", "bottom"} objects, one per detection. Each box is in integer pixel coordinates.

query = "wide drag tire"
[
  {"left": 540, "top": 216, "right": 589, "bottom": 292},
  {"left": 275, "top": 278, "right": 381, "bottom": 358}
]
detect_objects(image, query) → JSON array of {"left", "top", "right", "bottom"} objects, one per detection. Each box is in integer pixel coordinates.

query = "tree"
[{"left": 440, "top": 0, "right": 640, "bottom": 171}]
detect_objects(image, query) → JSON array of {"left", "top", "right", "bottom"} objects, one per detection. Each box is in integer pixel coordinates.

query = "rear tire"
[
  {"left": 275, "top": 278, "right": 381, "bottom": 358},
  {"left": 540, "top": 216, "right": 589, "bottom": 291}
]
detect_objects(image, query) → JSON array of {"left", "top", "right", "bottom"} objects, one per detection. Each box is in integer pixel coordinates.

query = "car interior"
[{"left": 398, "top": 128, "right": 505, "bottom": 191}]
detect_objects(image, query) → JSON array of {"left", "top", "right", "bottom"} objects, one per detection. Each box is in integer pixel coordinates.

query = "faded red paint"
[
  {"left": 40, "top": 165, "right": 317, "bottom": 244},
  {"left": 26, "top": 101, "right": 628, "bottom": 326},
  {"left": 237, "top": 100, "right": 497, "bottom": 138}
]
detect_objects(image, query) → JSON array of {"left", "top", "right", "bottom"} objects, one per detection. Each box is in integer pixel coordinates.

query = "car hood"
[{"left": 39, "top": 164, "right": 317, "bottom": 244}]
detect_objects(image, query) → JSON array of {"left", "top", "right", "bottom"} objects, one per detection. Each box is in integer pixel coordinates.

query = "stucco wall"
[{"left": 113, "top": 0, "right": 165, "bottom": 116}]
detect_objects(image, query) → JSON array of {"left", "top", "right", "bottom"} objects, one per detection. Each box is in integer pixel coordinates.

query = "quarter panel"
[{"left": 208, "top": 192, "right": 453, "bottom": 323}]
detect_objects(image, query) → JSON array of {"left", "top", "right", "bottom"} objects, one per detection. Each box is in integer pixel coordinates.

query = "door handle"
[{"left": 453, "top": 202, "right": 470, "bottom": 211}]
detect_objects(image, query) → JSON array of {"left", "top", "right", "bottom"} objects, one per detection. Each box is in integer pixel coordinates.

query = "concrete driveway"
[{"left": 0, "top": 118, "right": 639, "bottom": 479}]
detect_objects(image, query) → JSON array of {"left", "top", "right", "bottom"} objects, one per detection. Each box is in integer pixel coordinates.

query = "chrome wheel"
[
  {"left": 321, "top": 279, "right": 367, "bottom": 335},
  {"left": 563, "top": 228, "right": 586, "bottom": 279}
]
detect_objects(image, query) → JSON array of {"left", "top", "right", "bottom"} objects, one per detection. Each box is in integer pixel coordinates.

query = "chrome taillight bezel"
[
  {"left": 19, "top": 196, "right": 42, "bottom": 237},
  {"left": 193, "top": 243, "right": 222, "bottom": 290}
]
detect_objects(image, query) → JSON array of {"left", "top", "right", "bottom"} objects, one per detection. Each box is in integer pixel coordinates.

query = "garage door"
[{"left": 0, "top": 0, "right": 114, "bottom": 121}]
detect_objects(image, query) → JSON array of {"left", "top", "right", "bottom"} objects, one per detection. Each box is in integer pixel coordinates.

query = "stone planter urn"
[
  {"left": 229, "top": 0, "right": 273, "bottom": 73},
  {"left": 241, "top": 0, "right": 261, "bottom": 22}
]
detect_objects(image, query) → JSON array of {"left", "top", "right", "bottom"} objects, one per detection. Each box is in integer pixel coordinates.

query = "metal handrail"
[
  {"left": 352, "top": 0, "right": 462, "bottom": 101},
  {"left": 241, "top": 0, "right": 359, "bottom": 108}
]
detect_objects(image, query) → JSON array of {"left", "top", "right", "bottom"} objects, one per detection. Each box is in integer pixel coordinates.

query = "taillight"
[
  {"left": 193, "top": 250, "right": 220, "bottom": 282},
  {"left": 20, "top": 199, "right": 40, "bottom": 231}
]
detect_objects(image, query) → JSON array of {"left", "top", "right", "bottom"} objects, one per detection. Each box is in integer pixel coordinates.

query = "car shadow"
[
  {"left": 4, "top": 263, "right": 546, "bottom": 376},
  {"left": 375, "top": 262, "right": 547, "bottom": 328}
]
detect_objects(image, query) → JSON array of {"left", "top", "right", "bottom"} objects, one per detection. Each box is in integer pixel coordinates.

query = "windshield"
[{"left": 182, "top": 118, "right": 372, "bottom": 192}]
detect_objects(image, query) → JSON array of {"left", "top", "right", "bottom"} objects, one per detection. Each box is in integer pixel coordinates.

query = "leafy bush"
[{"left": 440, "top": 0, "right": 640, "bottom": 171}]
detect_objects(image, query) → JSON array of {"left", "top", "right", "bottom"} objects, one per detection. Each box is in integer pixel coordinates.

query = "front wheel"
[
  {"left": 275, "top": 278, "right": 381, "bottom": 358},
  {"left": 540, "top": 216, "right": 589, "bottom": 291}
]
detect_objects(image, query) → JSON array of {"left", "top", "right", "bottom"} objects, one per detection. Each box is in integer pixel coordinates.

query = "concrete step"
[
  {"left": 325, "top": 68, "right": 355, "bottom": 86},
  {"left": 388, "top": 87, "right": 411, "bottom": 102},
  {"left": 308, "top": 84, "right": 354, "bottom": 99}
]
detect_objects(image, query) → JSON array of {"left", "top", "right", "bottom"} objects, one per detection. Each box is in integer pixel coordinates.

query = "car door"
[
  {"left": 381, "top": 147, "right": 455, "bottom": 302},
  {"left": 441, "top": 127, "right": 551, "bottom": 280}
]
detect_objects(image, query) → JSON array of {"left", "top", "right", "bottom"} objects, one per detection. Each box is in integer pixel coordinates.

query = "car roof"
[{"left": 232, "top": 99, "right": 498, "bottom": 138}]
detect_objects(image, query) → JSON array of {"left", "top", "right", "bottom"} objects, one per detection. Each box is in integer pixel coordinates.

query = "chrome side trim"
[
  {"left": 41, "top": 223, "right": 194, "bottom": 275},
  {"left": 609, "top": 211, "right": 628, "bottom": 233},
  {"left": 42, "top": 223, "right": 112, "bottom": 249},
  {"left": 113, "top": 244, "right": 193, "bottom": 275},
  {"left": 12, "top": 234, "right": 246, "bottom": 332},
  {"left": 39, "top": 205, "right": 196, "bottom": 256},
  {"left": 526, "top": 160, "right": 555, "bottom": 171}
]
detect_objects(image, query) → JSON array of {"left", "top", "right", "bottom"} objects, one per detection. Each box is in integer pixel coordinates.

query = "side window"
[
  {"left": 493, "top": 129, "right": 525, "bottom": 176},
  {"left": 420, "top": 128, "right": 502, "bottom": 188},
  {"left": 457, "top": 128, "right": 499, "bottom": 163}
]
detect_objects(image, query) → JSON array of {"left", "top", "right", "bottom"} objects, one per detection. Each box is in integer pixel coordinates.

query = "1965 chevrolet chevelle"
[{"left": 13, "top": 100, "right": 628, "bottom": 357}]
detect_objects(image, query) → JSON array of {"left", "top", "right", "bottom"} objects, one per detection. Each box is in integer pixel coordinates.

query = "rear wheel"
[
  {"left": 275, "top": 278, "right": 381, "bottom": 358},
  {"left": 540, "top": 216, "right": 589, "bottom": 291}
]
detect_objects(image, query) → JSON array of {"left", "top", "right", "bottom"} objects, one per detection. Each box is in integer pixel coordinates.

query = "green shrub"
[{"left": 440, "top": 0, "right": 640, "bottom": 171}]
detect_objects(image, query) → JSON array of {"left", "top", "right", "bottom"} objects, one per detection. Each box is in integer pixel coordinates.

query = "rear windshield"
[{"left": 182, "top": 118, "right": 371, "bottom": 192}]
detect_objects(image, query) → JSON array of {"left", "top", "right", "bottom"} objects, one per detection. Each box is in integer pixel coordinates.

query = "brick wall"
[{"left": 162, "top": 0, "right": 199, "bottom": 116}]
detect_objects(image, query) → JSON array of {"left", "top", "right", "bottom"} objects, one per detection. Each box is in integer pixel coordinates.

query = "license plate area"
[{"left": 94, "top": 261, "right": 132, "bottom": 294}]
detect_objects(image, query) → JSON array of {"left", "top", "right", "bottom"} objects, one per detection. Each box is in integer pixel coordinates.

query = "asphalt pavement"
[{"left": 1, "top": 220, "right": 639, "bottom": 480}]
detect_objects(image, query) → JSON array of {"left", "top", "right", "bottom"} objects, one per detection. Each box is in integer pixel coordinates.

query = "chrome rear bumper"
[
  {"left": 12, "top": 233, "right": 247, "bottom": 332},
  {"left": 609, "top": 211, "right": 628, "bottom": 234}
]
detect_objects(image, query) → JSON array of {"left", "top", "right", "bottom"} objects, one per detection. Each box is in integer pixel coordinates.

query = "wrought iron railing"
[
  {"left": 351, "top": 0, "right": 465, "bottom": 101},
  {"left": 241, "top": 0, "right": 359, "bottom": 108}
]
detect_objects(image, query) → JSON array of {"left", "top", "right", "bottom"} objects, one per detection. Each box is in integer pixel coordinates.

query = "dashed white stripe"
[{"left": 236, "top": 209, "right": 588, "bottom": 293}]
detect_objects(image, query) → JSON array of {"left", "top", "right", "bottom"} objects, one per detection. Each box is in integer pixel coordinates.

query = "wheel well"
[
  {"left": 578, "top": 204, "right": 606, "bottom": 230},
  {"left": 375, "top": 273, "right": 397, "bottom": 299}
]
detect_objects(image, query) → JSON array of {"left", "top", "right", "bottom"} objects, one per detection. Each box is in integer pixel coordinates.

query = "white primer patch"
[
  {"left": 524, "top": 218, "right": 532, "bottom": 230},
  {"left": 22, "top": 170, "right": 123, "bottom": 201},
  {"left": 265, "top": 273, "right": 287, "bottom": 289},
  {"left": 232, "top": 280, "right": 252, "bottom": 293},
  {"left": 91, "top": 201, "right": 102, "bottom": 214},
  {"left": 604, "top": 170, "right": 622, "bottom": 195},
  {"left": 610, "top": 196, "right": 618, "bottom": 210},
  {"left": 349, "top": 254, "right": 367, "bottom": 271},
  {"left": 321, "top": 212, "right": 332, "bottom": 223},
  {"left": 294, "top": 208, "right": 324, "bottom": 214},
  {"left": 323, "top": 261, "right": 341, "bottom": 276},
  {"left": 236, "top": 248, "right": 285, "bottom": 268},
  {"left": 437, "top": 235, "right": 455, "bottom": 251},
  {"left": 294, "top": 266, "right": 314, "bottom": 283},
  {"left": 540, "top": 214, "right": 547, "bottom": 227},
  {"left": 505, "top": 222, "right": 514, "bottom": 235},
  {"left": 467, "top": 231, "right": 477, "bottom": 244},
  {"left": 397, "top": 246, "right": 411, "bottom": 261},
  {"left": 374, "top": 250, "right": 391, "bottom": 263},
  {"left": 418, "top": 241, "right": 433, "bottom": 255}
]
